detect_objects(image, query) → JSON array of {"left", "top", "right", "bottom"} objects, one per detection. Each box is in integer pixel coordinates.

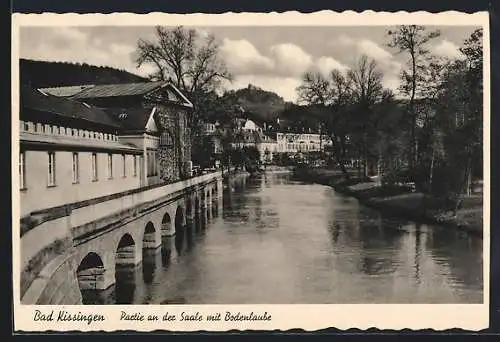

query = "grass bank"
[{"left": 294, "top": 167, "right": 483, "bottom": 237}]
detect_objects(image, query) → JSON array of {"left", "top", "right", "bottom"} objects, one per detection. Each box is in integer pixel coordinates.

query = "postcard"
[{"left": 11, "top": 10, "right": 490, "bottom": 332}]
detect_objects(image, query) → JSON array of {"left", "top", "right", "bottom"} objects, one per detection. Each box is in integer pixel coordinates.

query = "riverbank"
[{"left": 294, "top": 167, "right": 483, "bottom": 237}]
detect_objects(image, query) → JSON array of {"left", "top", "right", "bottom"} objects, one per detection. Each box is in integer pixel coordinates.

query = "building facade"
[
  {"left": 275, "top": 132, "right": 332, "bottom": 153},
  {"left": 20, "top": 82, "right": 194, "bottom": 217},
  {"left": 43, "top": 81, "right": 194, "bottom": 185}
]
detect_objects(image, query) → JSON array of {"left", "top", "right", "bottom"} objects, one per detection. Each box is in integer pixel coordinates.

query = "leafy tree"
[
  {"left": 432, "top": 28, "right": 483, "bottom": 208},
  {"left": 386, "top": 25, "right": 441, "bottom": 168}
]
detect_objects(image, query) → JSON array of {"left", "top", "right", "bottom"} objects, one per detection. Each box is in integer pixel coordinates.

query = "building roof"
[
  {"left": 66, "top": 81, "right": 194, "bottom": 108},
  {"left": 39, "top": 85, "right": 95, "bottom": 97},
  {"left": 102, "top": 107, "right": 155, "bottom": 132},
  {"left": 21, "top": 86, "right": 120, "bottom": 128},
  {"left": 69, "top": 81, "right": 165, "bottom": 99}
]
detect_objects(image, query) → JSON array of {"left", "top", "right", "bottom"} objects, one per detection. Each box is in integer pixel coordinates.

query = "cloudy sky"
[{"left": 19, "top": 25, "right": 478, "bottom": 102}]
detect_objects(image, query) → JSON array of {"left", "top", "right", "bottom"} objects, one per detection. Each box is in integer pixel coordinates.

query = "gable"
[{"left": 146, "top": 84, "right": 193, "bottom": 108}]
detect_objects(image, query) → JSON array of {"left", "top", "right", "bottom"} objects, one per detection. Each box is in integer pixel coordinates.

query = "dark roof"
[
  {"left": 39, "top": 85, "right": 95, "bottom": 97},
  {"left": 21, "top": 86, "right": 120, "bottom": 128},
  {"left": 70, "top": 81, "right": 167, "bottom": 99},
  {"left": 102, "top": 107, "right": 154, "bottom": 132}
]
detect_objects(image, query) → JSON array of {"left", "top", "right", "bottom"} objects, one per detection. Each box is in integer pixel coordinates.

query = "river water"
[{"left": 98, "top": 171, "right": 483, "bottom": 304}]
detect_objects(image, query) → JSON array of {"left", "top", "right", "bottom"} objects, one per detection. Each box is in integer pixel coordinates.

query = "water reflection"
[
  {"left": 115, "top": 266, "right": 137, "bottom": 304},
  {"left": 95, "top": 172, "right": 482, "bottom": 304},
  {"left": 142, "top": 248, "right": 160, "bottom": 284},
  {"left": 161, "top": 236, "right": 173, "bottom": 267}
]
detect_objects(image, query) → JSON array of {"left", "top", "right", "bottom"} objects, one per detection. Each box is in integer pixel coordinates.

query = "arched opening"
[
  {"left": 161, "top": 213, "right": 173, "bottom": 267},
  {"left": 211, "top": 187, "right": 218, "bottom": 217},
  {"left": 175, "top": 205, "right": 185, "bottom": 255},
  {"left": 142, "top": 222, "right": 157, "bottom": 284},
  {"left": 116, "top": 233, "right": 136, "bottom": 266},
  {"left": 161, "top": 213, "right": 172, "bottom": 237},
  {"left": 194, "top": 196, "right": 201, "bottom": 231},
  {"left": 115, "top": 234, "right": 136, "bottom": 304},
  {"left": 77, "top": 252, "right": 107, "bottom": 304},
  {"left": 143, "top": 222, "right": 156, "bottom": 249},
  {"left": 206, "top": 191, "right": 211, "bottom": 221}
]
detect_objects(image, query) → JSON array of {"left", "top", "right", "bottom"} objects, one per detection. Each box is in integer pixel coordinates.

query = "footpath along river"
[{"left": 94, "top": 171, "right": 483, "bottom": 304}]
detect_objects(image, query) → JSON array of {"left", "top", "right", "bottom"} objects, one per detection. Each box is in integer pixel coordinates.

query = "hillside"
[
  {"left": 223, "top": 84, "right": 286, "bottom": 125},
  {"left": 20, "top": 59, "right": 148, "bottom": 88}
]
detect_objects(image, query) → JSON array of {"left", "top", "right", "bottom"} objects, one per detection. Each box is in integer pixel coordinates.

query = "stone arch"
[
  {"left": 143, "top": 222, "right": 156, "bottom": 249},
  {"left": 175, "top": 205, "right": 184, "bottom": 232},
  {"left": 195, "top": 196, "right": 200, "bottom": 218},
  {"left": 76, "top": 252, "right": 108, "bottom": 304},
  {"left": 115, "top": 233, "right": 137, "bottom": 304},
  {"left": 115, "top": 233, "right": 136, "bottom": 266},
  {"left": 142, "top": 222, "right": 159, "bottom": 284},
  {"left": 206, "top": 190, "right": 211, "bottom": 207},
  {"left": 174, "top": 205, "right": 185, "bottom": 254},
  {"left": 186, "top": 196, "right": 193, "bottom": 221},
  {"left": 161, "top": 212, "right": 172, "bottom": 237},
  {"left": 77, "top": 252, "right": 106, "bottom": 290}
]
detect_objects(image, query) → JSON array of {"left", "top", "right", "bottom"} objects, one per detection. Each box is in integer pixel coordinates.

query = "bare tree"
[
  {"left": 296, "top": 69, "right": 354, "bottom": 177},
  {"left": 136, "top": 26, "right": 233, "bottom": 166},
  {"left": 136, "top": 26, "right": 232, "bottom": 97},
  {"left": 347, "top": 55, "right": 383, "bottom": 105},
  {"left": 296, "top": 71, "right": 332, "bottom": 106},
  {"left": 386, "top": 25, "right": 441, "bottom": 168},
  {"left": 347, "top": 55, "right": 384, "bottom": 177}
]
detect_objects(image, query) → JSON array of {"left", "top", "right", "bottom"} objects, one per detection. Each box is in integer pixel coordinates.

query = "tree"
[
  {"left": 135, "top": 26, "right": 233, "bottom": 164},
  {"left": 296, "top": 69, "right": 353, "bottom": 177},
  {"left": 433, "top": 28, "right": 483, "bottom": 207},
  {"left": 387, "top": 25, "right": 441, "bottom": 168},
  {"left": 347, "top": 55, "right": 385, "bottom": 177}
]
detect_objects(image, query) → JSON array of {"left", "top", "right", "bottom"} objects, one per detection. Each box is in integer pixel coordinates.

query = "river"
[{"left": 95, "top": 171, "right": 483, "bottom": 304}]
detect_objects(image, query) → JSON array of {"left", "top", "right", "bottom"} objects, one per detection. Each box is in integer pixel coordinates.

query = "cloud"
[
  {"left": 269, "top": 43, "right": 313, "bottom": 77},
  {"left": 337, "top": 34, "right": 354, "bottom": 46},
  {"left": 315, "top": 56, "right": 350, "bottom": 76},
  {"left": 357, "top": 39, "right": 393, "bottom": 61},
  {"left": 220, "top": 40, "right": 315, "bottom": 78},
  {"left": 219, "top": 38, "right": 273, "bottom": 75},
  {"left": 432, "top": 40, "right": 464, "bottom": 59},
  {"left": 20, "top": 27, "right": 141, "bottom": 76},
  {"left": 334, "top": 35, "right": 402, "bottom": 92}
]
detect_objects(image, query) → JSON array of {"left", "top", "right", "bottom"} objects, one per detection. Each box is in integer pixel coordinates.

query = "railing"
[{"left": 19, "top": 120, "right": 119, "bottom": 142}]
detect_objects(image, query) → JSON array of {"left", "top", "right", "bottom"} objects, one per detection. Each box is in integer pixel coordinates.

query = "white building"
[
  {"left": 19, "top": 82, "right": 194, "bottom": 217},
  {"left": 275, "top": 132, "right": 332, "bottom": 153},
  {"left": 19, "top": 87, "right": 142, "bottom": 217},
  {"left": 241, "top": 119, "right": 263, "bottom": 133}
]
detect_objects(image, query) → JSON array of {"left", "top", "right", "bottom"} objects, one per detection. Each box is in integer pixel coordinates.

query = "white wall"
[{"left": 20, "top": 150, "right": 142, "bottom": 216}]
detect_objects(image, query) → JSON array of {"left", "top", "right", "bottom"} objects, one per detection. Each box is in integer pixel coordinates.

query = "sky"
[{"left": 19, "top": 25, "right": 479, "bottom": 102}]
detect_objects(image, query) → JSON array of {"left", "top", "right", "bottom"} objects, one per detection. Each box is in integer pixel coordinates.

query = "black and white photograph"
[{"left": 12, "top": 11, "right": 489, "bottom": 331}]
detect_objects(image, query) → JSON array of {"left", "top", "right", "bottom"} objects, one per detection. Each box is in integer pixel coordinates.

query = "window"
[
  {"left": 19, "top": 151, "right": 26, "bottom": 189},
  {"left": 48, "top": 152, "right": 56, "bottom": 186},
  {"left": 456, "top": 112, "right": 465, "bottom": 128},
  {"left": 160, "top": 131, "right": 174, "bottom": 147},
  {"left": 133, "top": 155, "right": 137, "bottom": 177},
  {"left": 107, "top": 154, "right": 113, "bottom": 179},
  {"left": 122, "top": 154, "right": 126, "bottom": 178},
  {"left": 147, "top": 150, "right": 157, "bottom": 177},
  {"left": 91, "top": 153, "right": 98, "bottom": 181},
  {"left": 72, "top": 153, "right": 79, "bottom": 183}
]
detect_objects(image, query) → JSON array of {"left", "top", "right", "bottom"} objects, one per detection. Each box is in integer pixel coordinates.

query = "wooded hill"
[
  {"left": 222, "top": 84, "right": 288, "bottom": 126},
  {"left": 20, "top": 59, "right": 148, "bottom": 88}
]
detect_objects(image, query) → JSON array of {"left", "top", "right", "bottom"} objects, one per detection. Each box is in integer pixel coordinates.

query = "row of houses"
[
  {"left": 202, "top": 118, "right": 333, "bottom": 163},
  {"left": 19, "top": 81, "right": 194, "bottom": 217}
]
